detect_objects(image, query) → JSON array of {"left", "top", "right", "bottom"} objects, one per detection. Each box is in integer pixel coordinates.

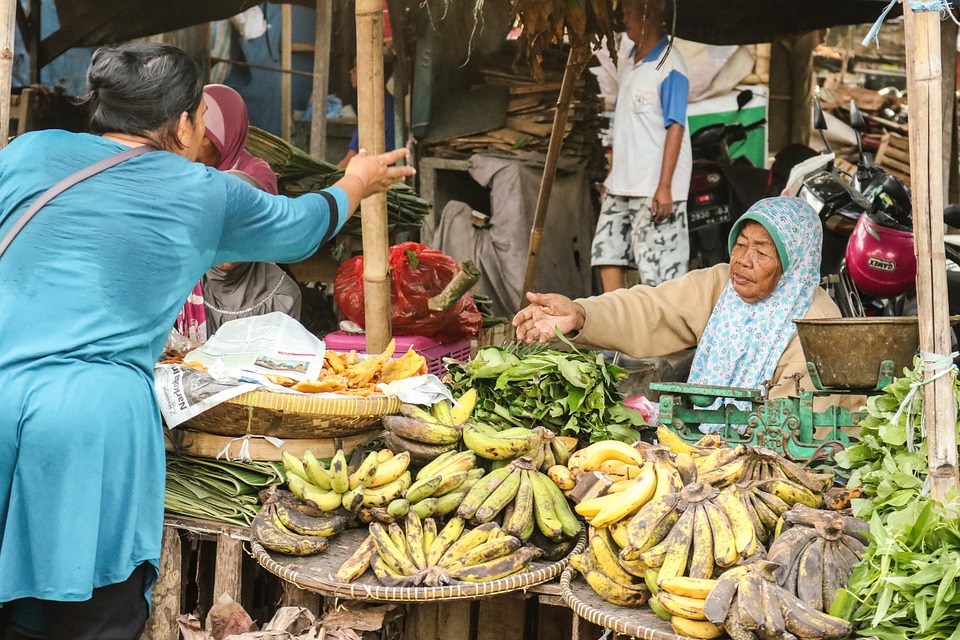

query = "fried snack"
[
  {"left": 344, "top": 339, "right": 397, "bottom": 387},
  {"left": 324, "top": 350, "right": 346, "bottom": 373},
  {"left": 264, "top": 374, "right": 297, "bottom": 387},
  {"left": 292, "top": 375, "right": 349, "bottom": 393},
  {"left": 379, "top": 347, "right": 427, "bottom": 383},
  {"left": 344, "top": 350, "right": 359, "bottom": 366}
]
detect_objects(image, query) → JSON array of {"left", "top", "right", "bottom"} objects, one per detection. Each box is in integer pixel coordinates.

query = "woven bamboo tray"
[
  {"left": 560, "top": 567, "right": 689, "bottom": 640},
  {"left": 180, "top": 389, "right": 402, "bottom": 438},
  {"left": 252, "top": 527, "right": 586, "bottom": 602}
]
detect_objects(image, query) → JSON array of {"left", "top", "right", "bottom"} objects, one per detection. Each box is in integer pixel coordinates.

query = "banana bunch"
[
  {"left": 381, "top": 390, "right": 477, "bottom": 464},
  {"left": 575, "top": 450, "right": 685, "bottom": 529},
  {"left": 656, "top": 425, "right": 725, "bottom": 458},
  {"left": 383, "top": 450, "right": 484, "bottom": 522},
  {"left": 703, "top": 561, "right": 853, "bottom": 640},
  {"left": 570, "top": 526, "right": 651, "bottom": 607},
  {"left": 568, "top": 439, "right": 647, "bottom": 475},
  {"left": 696, "top": 445, "right": 835, "bottom": 492},
  {"left": 719, "top": 477, "right": 823, "bottom": 545},
  {"left": 251, "top": 489, "right": 352, "bottom": 556},
  {"left": 457, "top": 457, "right": 581, "bottom": 542},
  {"left": 620, "top": 482, "right": 760, "bottom": 584},
  {"left": 525, "top": 429, "right": 573, "bottom": 473},
  {"left": 338, "top": 514, "right": 544, "bottom": 587},
  {"left": 282, "top": 448, "right": 412, "bottom": 514},
  {"left": 654, "top": 577, "right": 725, "bottom": 639},
  {"left": 461, "top": 421, "right": 545, "bottom": 461},
  {"left": 768, "top": 505, "right": 868, "bottom": 613}
]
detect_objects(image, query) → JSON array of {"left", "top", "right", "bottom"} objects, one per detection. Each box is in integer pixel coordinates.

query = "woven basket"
[
  {"left": 252, "top": 528, "right": 586, "bottom": 602},
  {"left": 180, "top": 389, "right": 402, "bottom": 439},
  {"left": 560, "top": 567, "right": 687, "bottom": 640}
]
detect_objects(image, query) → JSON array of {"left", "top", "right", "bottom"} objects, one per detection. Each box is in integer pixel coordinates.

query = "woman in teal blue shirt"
[{"left": 0, "top": 42, "right": 412, "bottom": 640}]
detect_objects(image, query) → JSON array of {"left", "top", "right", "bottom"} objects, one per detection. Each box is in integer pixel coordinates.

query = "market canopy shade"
[{"left": 40, "top": 0, "right": 900, "bottom": 67}]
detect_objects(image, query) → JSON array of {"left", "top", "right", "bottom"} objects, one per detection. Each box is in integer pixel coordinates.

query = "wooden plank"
[
  {"left": 403, "top": 602, "right": 440, "bottom": 640},
  {"left": 438, "top": 600, "right": 473, "bottom": 639},
  {"left": 164, "top": 429, "right": 378, "bottom": 462},
  {"left": 141, "top": 527, "right": 182, "bottom": 640},
  {"left": 281, "top": 581, "right": 322, "bottom": 613},
  {"left": 904, "top": 4, "right": 960, "bottom": 500},
  {"left": 213, "top": 534, "right": 244, "bottom": 604},
  {"left": 476, "top": 595, "right": 525, "bottom": 640},
  {"left": 0, "top": 0, "right": 16, "bottom": 148}
]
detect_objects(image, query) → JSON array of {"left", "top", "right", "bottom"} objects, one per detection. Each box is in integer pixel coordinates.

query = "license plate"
[{"left": 687, "top": 204, "right": 731, "bottom": 231}]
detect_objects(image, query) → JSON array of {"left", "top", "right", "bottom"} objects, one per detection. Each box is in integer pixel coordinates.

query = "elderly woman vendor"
[{"left": 514, "top": 197, "right": 840, "bottom": 400}]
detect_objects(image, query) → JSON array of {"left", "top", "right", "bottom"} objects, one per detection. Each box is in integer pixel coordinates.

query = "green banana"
[
  {"left": 386, "top": 498, "right": 411, "bottom": 519},
  {"left": 503, "top": 469, "right": 536, "bottom": 540},
  {"left": 537, "top": 469, "right": 581, "bottom": 538},
  {"left": 435, "top": 491, "right": 468, "bottom": 516},
  {"left": 411, "top": 497, "right": 439, "bottom": 519},
  {"left": 302, "top": 450, "right": 332, "bottom": 490},
  {"left": 473, "top": 467, "right": 523, "bottom": 523},
  {"left": 405, "top": 475, "right": 444, "bottom": 504},
  {"left": 530, "top": 470, "right": 564, "bottom": 541},
  {"left": 456, "top": 465, "right": 513, "bottom": 520}
]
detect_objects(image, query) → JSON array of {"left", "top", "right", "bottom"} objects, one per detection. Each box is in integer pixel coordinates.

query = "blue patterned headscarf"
[{"left": 687, "top": 197, "right": 822, "bottom": 392}]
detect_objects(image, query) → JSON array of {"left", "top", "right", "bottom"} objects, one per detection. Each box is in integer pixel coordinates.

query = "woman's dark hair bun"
[{"left": 79, "top": 42, "right": 203, "bottom": 150}]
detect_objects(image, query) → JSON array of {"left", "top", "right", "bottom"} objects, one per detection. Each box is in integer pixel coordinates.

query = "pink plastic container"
[{"left": 323, "top": 331, "right": 472, "bottom": 377}]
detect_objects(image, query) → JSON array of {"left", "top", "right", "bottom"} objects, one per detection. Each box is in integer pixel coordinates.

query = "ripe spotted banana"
[
  {"left": 623, "top": 493, "right": 681, "bottom": 556},
  {"left": 687, "top": 504, "right": 716, "bottom": 580},
  {"left": 657, "top": 424, "right": 700, "bottom": 455},
  {"left": 404, "top": 512, "right": 428, "bottom": 571},
  {"left": 335, "top": 534, "right": 376, "bottom": 583},
  {"left": 274, "top": 502, "right": 347, "bottom": 537},
  {"left": 367, "top": 451, "right": 411, "bottom": 488},
  {"left": 382, "top": 432, "right": 457, "bottom": 465},
  {"left": 462, "top": 422, "right": 541, "bottom": 460},
  {"left": 382, "top": 414, "right": 462, "bottom": 446},
  {"left": 348, "top": 451, "right": 380, "bottom": 489},
  {"left": 252, "top": 504, "right": 329, "bottom": 556},
  {"left": 583, "top": 569, "right": 650, "bottom": 607},
  {"left": 361, "top": 470, "right": 412, "bottom": 507},
  {"left": 446, "top": 546, "right": 542, "bottom": 582},
  {"left": 656, "top": 505, "right": 696, "bottom": 584},
  {"left": 369, "top": 522, "right": 417, "bottom": 576},
  {"left": 657, "top": 591, "right": 708, "bottom": 621},
  {"left": 427, "top": 517, "right": 466, "bottom": 566}
]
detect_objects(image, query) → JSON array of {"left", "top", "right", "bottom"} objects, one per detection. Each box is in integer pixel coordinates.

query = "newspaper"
[
  {"left": 183, "top": 312, "right": 325, "bottom": 382},
  {"left": 154, "top": 364, "right": 258, "bottom": 428}
]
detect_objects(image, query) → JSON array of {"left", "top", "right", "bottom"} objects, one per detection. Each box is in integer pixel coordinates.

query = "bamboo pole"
[
  {"left": 903, "top": 6, "right": 960, "bottom": 501},
  {"left": 281, "top": 4, "right": 293, "bottom": 141},
  {"left": 356, "top": 0, "right": 391, "bottom": 353},
  {"left": 0, "top": 0, "right": 17, "bottom": 149},
  {"left": 309, "top": 0, "right": 332, "bottom": 159},
  {"left": 521, "top": 44, "right": 591, "bottom": 300}
]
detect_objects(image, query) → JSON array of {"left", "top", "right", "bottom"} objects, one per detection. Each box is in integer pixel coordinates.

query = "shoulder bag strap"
[{"left": 0, "top": 144, "right": 155, "bottom": 259}]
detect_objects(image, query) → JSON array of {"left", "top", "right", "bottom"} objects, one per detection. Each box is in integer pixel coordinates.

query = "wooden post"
[
  {"left": 521, "top": 44, "right": 591, "bottom": 300},
  {"left": 141, "top": 527, "right": 182, "bottom": 640},
  {"left": 212, "top": 534, "right": 244, "bottom": 604},
  {"left": 0, "top": 0, "right": 17, "bottom": 149},
  {"left": 355, "top": 0, "right": 392, "bottom": 353},
  {"left": 281, "top": 4, "right": 293, "bottom": 141},
  {"left": 310, "top": 0, "right": 332, "bottom": 159},
  {"left": 904, "top": 5, "right": 960, "bottom": 501}
]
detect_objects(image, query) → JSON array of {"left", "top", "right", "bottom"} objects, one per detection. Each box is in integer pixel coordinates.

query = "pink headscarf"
[{"left": 202, "top": 84, "right": 279, "bottom": 195}]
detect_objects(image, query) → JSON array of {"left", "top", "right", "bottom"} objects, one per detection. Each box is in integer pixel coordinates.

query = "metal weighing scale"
[{"left": 652, "top": 317, "right": 926, "bottom": 469}]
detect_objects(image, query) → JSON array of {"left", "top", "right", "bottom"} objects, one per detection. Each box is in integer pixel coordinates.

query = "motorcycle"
[
  {"left": 687, "top": 90, "right": 769, "bottom": 267},
  {"left": 792, "top": 98, "right": 960, "bottom": 316}
]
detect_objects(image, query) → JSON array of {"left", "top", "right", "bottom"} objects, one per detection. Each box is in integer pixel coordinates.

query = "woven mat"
[
  {"left": 560, "top": 567, "right": 691, "bottom": 640},
  {"left": 181, "top": 390, "right": 401, "bottom": 438},
  {"left": 253, "top": 528, "right": 585, "bottom": 602}
]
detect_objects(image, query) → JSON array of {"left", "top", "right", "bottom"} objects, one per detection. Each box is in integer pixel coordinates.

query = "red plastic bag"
[{"left": 334, "top": 242, "right": 483, "bottom": 342}]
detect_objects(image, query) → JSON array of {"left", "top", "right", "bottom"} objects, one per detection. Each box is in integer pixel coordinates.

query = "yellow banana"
[
  {"left": 446, "top": 547, "right": 541, "bottom": 582},
  {"left": 422, "top": 517, "right": 438, "bottom": 559},
  {"left": 657, "top": 425, "right": 699, "bottom": 455},
  {"left": 653, "top": 459, "right": 684, "bottom": 500},
  {"left": 687, "top": 504, "right": 715, "bottom": 580},
  {"left": 348, "top": 451, "right": 380, "bottom": 489},
  {"left": 329, "top": 450, "right": 350, "bottom": 494},
  {"left": 444, "top": 535, "right": 522, "bottom": 571},
  {"left": 462, "top": 422, "right": 540, "bottom": 460},
  {"left": 757, "top": 478, "right": 822, "bottom": 508},
  {"left": 588, "top": 531, "right": 637, "bottom": 587},
  {"left": 415, "top": 450, "right": 460, "bottom": 480},
  {"left": 281, "top": 451, "right": 309, "bottom": 482},
  {"left": 590, "top": 462, "right": 659, "bottom": 529},
  {"left": 656, "top": 506, "right": 695, "bottom": 584},
  {"left": 694, "top": 445, "right": 743, "bottom": 474},
  {"left": 609, "top": 519, "right": 630, "bottom": 548},
  {"left": 437, "top": 522, "right": 500, "bottom": 567},
  {"left": 450, "top": 388, "right": 477, "bottom": 425},
  {"left": 335, "top": 534, "right": 376, "bottom": 583},
  {"left": 369, "top": 522, "right": 417, "bottom": 575},
  {"left": 547, "top": 465, "right": 576, "bottom": 490},
  {"left": 657, "top": 591, "right": 708, "bottom": 620},
  {"left": 427, "top": 517, "right": 466, "bottom": 566},
  {"left": 288, "top": 475, "right": 345, "bottom": 512},
  {"left": 702, "top": 501, "right": 739, "bottom": 568},
  {"left": 578, "top": 440, "right": 645, "bottom": 471},
  {"left": 302, "top": 450, "right": 332, "bottom": 490},
  {"left": 674, "top": 453, "right": 698, "bottom": 485},
  {"left": 714, "top": 487, "right": 759, "bottom": 558},
  {"left": 404, "top": 512, "right": 428, "bottom": 570},
  {"left": 659, "top": 576, "right": 717, "bottom": 599},
  {"left": 583, "top": 569, "right": 650, "bottom": 607},
  {"left": 341, "top": 485, "right": 364, "bottom": 511},
  {"left": 696, "top": 457, "right": 747, "bottom": 488},
  {"left": 427, "top": 450, "right": 478, "bottom": 479},
  {"left": 431, "top": 400, "right": 455, "bottom": 426},
  {"left": 367, "top": 451, "right": 411, "bottom": 488},
  {"left": 376, "top": 449, "right": 394, "bottom": 463},
  {"left": 361, "top": 471, "right": 412, "bottom": 508},
  {"left": 670, "top": 617, "right": 723, "bottom": 639},
  {"left": 623, "top": 493, "right": 681, "bottom": 555},
  {"left": 382, "top": 414, "right": 462, "bottom": 446}
]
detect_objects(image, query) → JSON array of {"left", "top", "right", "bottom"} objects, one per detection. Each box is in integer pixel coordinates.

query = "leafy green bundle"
[
  {"left": 446, "top": 339, "right": 644, "bottom": 444},
  {"left": 165, "top": 453, "right": 285, "bottom": 526}
]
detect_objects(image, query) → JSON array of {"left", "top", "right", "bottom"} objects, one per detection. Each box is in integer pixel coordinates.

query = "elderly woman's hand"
[
  {"left": 344, "top": 148, "right": 415, "bottom": 199},
  {"left": 512, "top": 292, "right": 586, "bottom": 344}
]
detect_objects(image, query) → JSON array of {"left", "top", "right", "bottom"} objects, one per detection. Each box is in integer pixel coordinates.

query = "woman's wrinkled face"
[{"left": 729, "top": 221, "right": 783, "bottom": 303}]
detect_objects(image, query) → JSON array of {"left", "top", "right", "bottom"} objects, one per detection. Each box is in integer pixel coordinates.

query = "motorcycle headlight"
[{"left": 799, "top": 185, "right": 825, "bottom": 214}]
